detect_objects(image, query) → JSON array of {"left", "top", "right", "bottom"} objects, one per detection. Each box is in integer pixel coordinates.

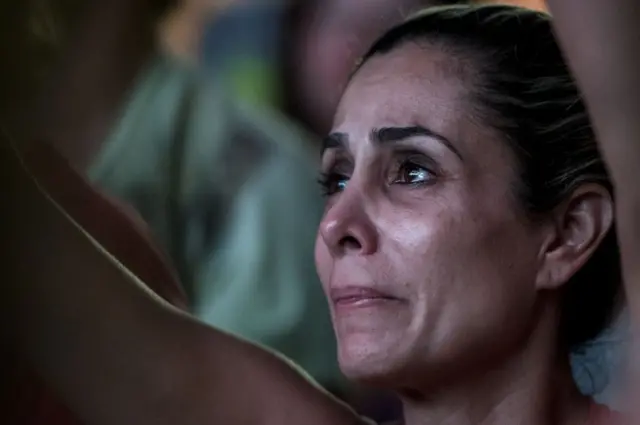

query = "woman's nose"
[{"left": 319, "top": 191, "right": 378, "bottom": 258}]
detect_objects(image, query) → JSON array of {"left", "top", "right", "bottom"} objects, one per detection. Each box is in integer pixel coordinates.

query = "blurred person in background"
[
  {"left": 184, "top": 0, "right": 472, "bottom": 135},
  {"left": 199, "top": 1, "right": 284, "bottom": 106},
  {"left": 278, "top": 0, "right": 462, "bottom": 136}
]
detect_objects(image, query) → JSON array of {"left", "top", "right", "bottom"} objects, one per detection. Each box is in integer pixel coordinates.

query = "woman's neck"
[{"left": 399, "top": 303, "right": 591, "bottom": 425}]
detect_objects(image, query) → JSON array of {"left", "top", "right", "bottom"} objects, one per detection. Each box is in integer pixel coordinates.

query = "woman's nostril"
[{"left": 340, "top": 235, "right": 362, "bottom": 251}]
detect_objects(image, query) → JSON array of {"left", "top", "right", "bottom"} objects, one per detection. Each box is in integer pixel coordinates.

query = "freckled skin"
[{"left": 315, "top": 43, "right": 545, "bottom": 390}]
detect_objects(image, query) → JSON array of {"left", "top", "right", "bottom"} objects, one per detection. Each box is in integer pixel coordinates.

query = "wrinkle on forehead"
[
  {"left": 333, "top": 41, "right": 483, "bottom": 132},
  {"left": 366, "top": 40, "right": 480, "bottom": 88},
  {"left": 335, "top": 45, "right": 467, "bottom": 123}
]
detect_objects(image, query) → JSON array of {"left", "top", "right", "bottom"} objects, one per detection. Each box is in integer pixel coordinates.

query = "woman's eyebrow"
[
  {"left": 371, "top": 126, "right": 463, "bottom": 161},
  {"left": 321, "top": 132, "right": 349, "bottom": 156}
]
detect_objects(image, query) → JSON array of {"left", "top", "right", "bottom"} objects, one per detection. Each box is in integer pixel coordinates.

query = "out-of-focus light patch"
[
  {"left": 224, "top": 58, "right": 282, "bottom": 106},
  {"left": 476, "top": 0, "right": 547, "bottom": 11}
]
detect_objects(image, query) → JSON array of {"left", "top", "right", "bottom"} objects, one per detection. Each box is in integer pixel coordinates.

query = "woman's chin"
[{"left": 337, "top": 337, "right": 409, "bottom": 386}]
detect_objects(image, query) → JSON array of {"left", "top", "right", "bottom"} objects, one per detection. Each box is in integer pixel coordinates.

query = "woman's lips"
[{"left": 330, "top": 286, "right": 401, "bottom": 308}]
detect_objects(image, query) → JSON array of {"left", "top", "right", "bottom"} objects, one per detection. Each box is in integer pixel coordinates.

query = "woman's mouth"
[{"left": 329, "top": 286, "right": 401, "bottom": 309}]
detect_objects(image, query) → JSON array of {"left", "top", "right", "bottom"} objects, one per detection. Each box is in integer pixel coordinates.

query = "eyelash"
[
  {"left": 317, "top": 172, "right": 348, "bottom": 197},
  {"left": 318, "top": 157, "right": 437, "bottom": 197}
]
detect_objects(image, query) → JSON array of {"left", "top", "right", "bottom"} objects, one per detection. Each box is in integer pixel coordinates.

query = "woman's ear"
[{"left": 535, "top": 184, "right": 614, "bottom": 290}]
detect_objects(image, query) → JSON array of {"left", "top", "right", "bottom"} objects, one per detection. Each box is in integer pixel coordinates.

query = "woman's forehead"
[{"left": 332, "top": 44, "right": 472, "bottom": 141}]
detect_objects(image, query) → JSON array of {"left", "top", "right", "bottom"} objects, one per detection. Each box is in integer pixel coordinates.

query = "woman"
[{"left": 3, "top": 3, "right": 637, "bottom": 425}]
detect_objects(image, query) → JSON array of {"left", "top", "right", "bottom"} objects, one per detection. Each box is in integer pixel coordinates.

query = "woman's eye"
[
  {"left": 318, "top": 173, "right": 349, "bottom": 196},
  {"left": 393, "top": 162, "right": 434, "bottom": 185}
]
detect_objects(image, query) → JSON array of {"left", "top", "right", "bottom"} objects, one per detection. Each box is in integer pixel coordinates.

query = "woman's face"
[{"left": 315, "top": 43, "right": 548, "bottom": 388}]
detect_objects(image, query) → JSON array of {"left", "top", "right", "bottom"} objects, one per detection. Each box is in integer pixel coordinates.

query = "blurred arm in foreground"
[
  {"left": 548, "top": 0, "right": 640, "bottom": 414},
  {"left": 547, "top": 0, "right": 640, "bottom": 329}
]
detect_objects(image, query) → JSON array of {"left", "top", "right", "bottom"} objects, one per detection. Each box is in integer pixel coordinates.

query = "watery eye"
[
  {"left": 394, "top": 162, "right": 434, "bottom": 185},
  {"left": 334, "top": 178, "right": 348, "bottom": 192},
  {"left": 318, "top": 173, "right": 349, "bottom": 196}
]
